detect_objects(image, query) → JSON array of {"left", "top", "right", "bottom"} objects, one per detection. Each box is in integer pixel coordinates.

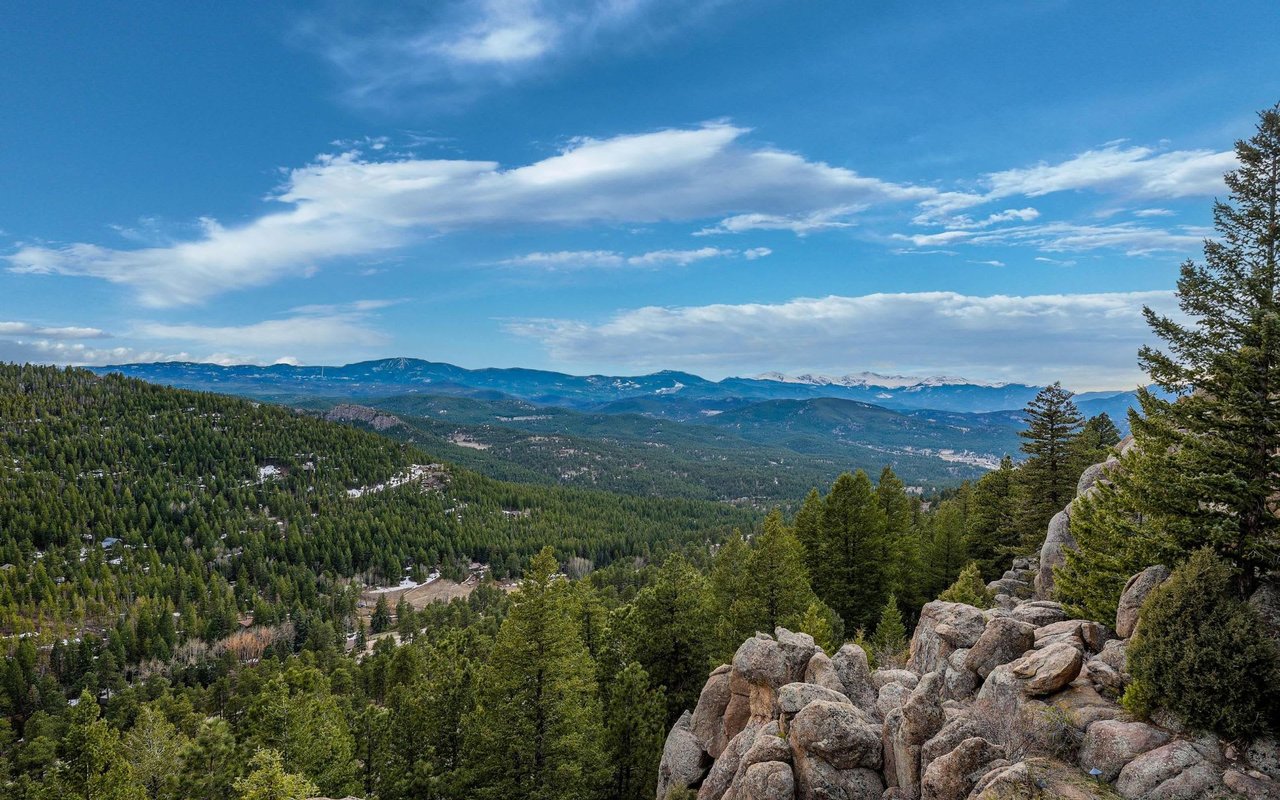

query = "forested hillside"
[
  {"left": 0, "top": 363, "right": 1119, "bottom": 800},
  {"left": 318, "top": 393, "right": 1013, "bottom": 504},
  {"left": 0, "top": 364, "right": 753, "bottom": 645}
]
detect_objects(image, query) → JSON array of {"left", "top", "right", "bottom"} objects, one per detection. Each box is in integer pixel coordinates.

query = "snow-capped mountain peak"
[{"left": 753, "top": 371, "right": 1009, "bottom": 390}]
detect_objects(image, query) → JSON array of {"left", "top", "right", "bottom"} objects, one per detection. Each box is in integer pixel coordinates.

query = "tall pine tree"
[
  {"left": 463, "top": 547, "right": 606, "bottom": 800},
  {"left": 1015, "top": 382, "right": 1083, "bottom": 546},
  {"left": 1061, "top": 106, "right": 1280, "bottom": 613},
  {"left": 815, "top": 471, "right": 889, "bottom": 632}
]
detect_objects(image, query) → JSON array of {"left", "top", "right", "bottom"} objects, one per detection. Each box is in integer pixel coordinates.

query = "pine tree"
[
  {"left": 746, "top": 509, "right": 817, "bottom": 632},
  {"left": 792, "top": 488, "right": 825, "bottom": 580},
  {"left": 623, "top": 555, "right": 712, "bottom": 723},
  {"left": 234, "top": 749, "right": 318, "bottom": 800},
  {"left": 371, "top": 594, "right": 391, "bottom": 634},
  {"left": 707, "top": 531, "right": 755, "bottom": 661},
  {"left": 815, "top": 471, "right": 889, "bottom": 632},
  {"left": 123, "top": 706, "right": 185, "bottom": 800},
  {"left": 1015, "top": 382, "right": 1083, "bottom": 544},
  {"left": 1133, "top": 106, "right": 1280, "bottom": 595},
  {"left": 1062, "top": 107, "right": 1280, "bottom": 612},
  {"left": 178, "top": 718, "right": 237, "bottom": 800},
  {"left": 923, "top": 496, "right": 969, "bottom": 597},
  {"left": 938, "top": 562, "right": 994, "bottom": 608},
  {"left": 966, "top": 456, "right": 1018, "bottom": 579},
  {"left": 871, "top": 594, "right": 907, "bottom": 665},
  {"left": 877, "top": 467, "right": 925, "bottom": 610},
  {"left": 463, "top": 547, "right": 606, "bottom": 800},
  {"left": 602, "top": 662, "right": 666, "bottom": 800}
]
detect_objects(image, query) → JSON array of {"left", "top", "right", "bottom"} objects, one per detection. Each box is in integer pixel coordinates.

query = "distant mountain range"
[{"left": 93, "top": 358, "right": 1148, "bottom": 417}]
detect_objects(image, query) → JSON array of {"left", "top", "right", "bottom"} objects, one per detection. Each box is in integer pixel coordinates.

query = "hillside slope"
[{"left": 0, "top": 364, "right": 753, "bottom": 641}]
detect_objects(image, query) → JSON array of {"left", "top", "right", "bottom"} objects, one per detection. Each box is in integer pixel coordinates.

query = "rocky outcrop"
[
  {"left": 1080, "top": 720, "right": 1170, "bottom": 781},
  {"left": 965, "top": 617, "right": 1035, "bottom": 678},
  {"left": 658, "top": 449, "right": 1279, "bottom": 800},
  {"left": 1114, "top": 739, "right": 1224, "bottom": 799},
  {"left": 658, "top": 711, "right": 708, "bottom": 799},
  {"left": 919, "top": 736, "right": 1004, "bottom": 800},
  {"left": 1035, "top": 509, "right": 1075, "bottom": 599},
  {"left": 1009, "top": 642, "right": 1083, "bottom": 695},
  {"left": 907, "top": 601, "right": 985, "bottom": 674},
  {"left": 1114, "top": 566, "right": 1170, "bottom": 639}
]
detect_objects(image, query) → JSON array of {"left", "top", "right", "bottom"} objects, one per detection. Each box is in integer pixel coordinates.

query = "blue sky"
[{"left": 2, "top": 1, "right": 1277, "bottom": 389}]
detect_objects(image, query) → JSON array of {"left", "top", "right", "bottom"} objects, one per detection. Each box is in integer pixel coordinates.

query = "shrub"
[
  {"left": 1122, "top": 548, "right": 1280, "bottom": 739},
  {"left": 938, "top": 562, "right": 994, "bottom": 608}
]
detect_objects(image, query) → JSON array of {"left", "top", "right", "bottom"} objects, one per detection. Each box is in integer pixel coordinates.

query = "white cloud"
[
  {"left": 968, "top": 260, "right": 1005, "bottom": 267},
  {"left": 499, "top": 246, "right": 770, "bottom": 270},
  {"left": 136, "top": 304, "right": 390, "bottom": 355},
  {"left": 0, "top": 338, "right": 187, "bottom": 367},
  {"left": 695, "top": 205, "right": 864, "bottom": 236},
  {"left": 1133, "top": 207, "right": 1175, "bottom": 217},
  {"left": 506, "top": 290, "right": 1180, "bottom": 390},
  {"left": 7, "top": 124, "right": 917, "bottom": 304},
  {"left": 896, "top": 221, "right": 1203, "bottom": 257},
  {"left": 981, "top": 145, "right": 1233, "bottom": 201},
  {"left": 300, "top": 0, "right": 727, "bottom": 107},
  {"left": 0, "top": 321, "right": 109, "bottom": 339}
]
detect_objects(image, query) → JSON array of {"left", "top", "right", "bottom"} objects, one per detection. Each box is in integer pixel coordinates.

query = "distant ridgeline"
[
  {"left": 0, "top": 363, "right": 752, "bottom": 645},
  {"left": 90, "top": 359, "right": 1156, "bottom": 494}
]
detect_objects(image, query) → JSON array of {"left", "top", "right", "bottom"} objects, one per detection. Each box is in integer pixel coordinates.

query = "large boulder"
[
  {"left": 974, "top": 664, "right": 1024, "bottom": 715},
  {"left": 775, "top": 628, "right": 818, "bottom": 683},
  {"left": 900, "top": 672, "right": 946, "bottom": 746},
  {"left": 1115, "top": 566, "right": 1170, "bottom": 639},
  {"left": 788, "top": 700, "right": 881, "bottom": 770},
  {"left": 699, "top": 722, "right": 763, "bottom": 800},
  {"left": 1077, "top": 459, "right": 1114, "bottom": 496},
  {"left": 881, "top": 708, "right": 917, "bottom": 793},
  {"left": 778, "top": 683, "right": 852, "bottom": 733},
  {"left": 789, "top": 701, "right": 883, "bottom": 800},
  {"left": 919, "top": 716, "right": 983, "bottom": 778},
  {"left": 738, "top": 761, "right": 795, "bottom": 800},
  {"left": 1011, "top": 600, "right": 1070, "bottom": 628},
  {"left": 1247, "top": 738, "right": 1280, "bottom": 782},
  {"left": 918, "top": 736, "right": 1004, "bottom": 800},
  {"left": 1248, "top": 577, "right": 1280, "bottom": 646},
  {"left": 965, "top": 617, "right": 1036, "bottom": 678},
  {"left": 1115, "top": 739, "right": 1224, "bottom": 800},
  {"left": 658, "top": 711, "right": 709, "bottom": 800},
  {"left": 1079, "top": 719, "right": 1171, "bottom": 781},
  {"left": 724, "top": 726, "right": 794, "bottom": 800},
  {"left": 733, "top": 633, "right": 789, "bottom": 688},
  {"left": 805, "top": 652, "right": 848, "bottom": 697},
  {"left": 1009, "top": 642, "right": 1083, "bottom": 695},
  {"left": 691, "top": 665, "right": 733, "bottom": 757},
  {"left": 908, "top": 602, "right": 986, "bottom": 674},
  {"left": 831, "top": 643, "right": 879, "bottom": 719},
  {"left": 871, "top": 669, "right": 918, "bottom": 691},
  {"left": 1036, "top": 508, "right": 1076, "bottom": 599},
  {"left": 876, "top": 682, "right": 913, "bottom": 718},
  {"left": 1222, "top": 768, "right": 1280, "bottom": 800}
]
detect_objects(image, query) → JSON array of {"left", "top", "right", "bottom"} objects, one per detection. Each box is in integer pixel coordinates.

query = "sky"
[{"left": 1, "top": 1, "right": 1278, "bottom": 390}]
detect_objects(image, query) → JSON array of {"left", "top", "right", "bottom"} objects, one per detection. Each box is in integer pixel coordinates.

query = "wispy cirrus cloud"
[
  {"left": 135, "top": 301, "right": 392, "bottom": 359},
  {"left": 4, "top": 124, "right": 1236, "bottom": 309},
  {"left": 6, "top": 124, "right": 922, "bottom": 305},
  {"left": 298, "top": 0, "right": 729, "bottom": 108},
  {"left": 499, "top": 246, "right": 770, "bottom": 270},
  {"left": 506, "top": 290, "right": 1180, "bottom": 390},
  {"left": 896, "top": 221, "right": 1206, "bottom": 257},
  {"left": 0, "top": 321, "right": 110, "bottom": 339}
]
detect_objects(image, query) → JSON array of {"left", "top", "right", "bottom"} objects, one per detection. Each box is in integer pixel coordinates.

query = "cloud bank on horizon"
[{"left": 1, "top": 1, "right": 1274, "bottom": 390}]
